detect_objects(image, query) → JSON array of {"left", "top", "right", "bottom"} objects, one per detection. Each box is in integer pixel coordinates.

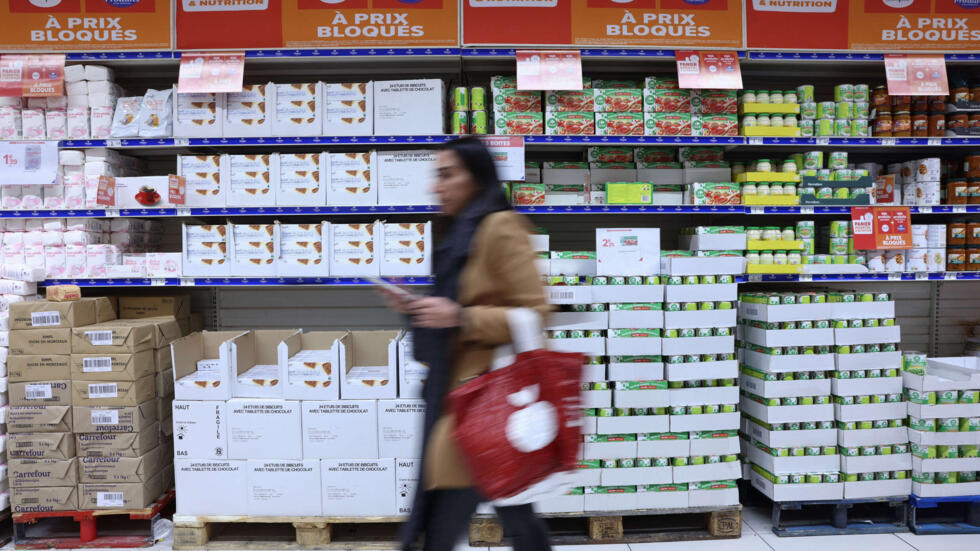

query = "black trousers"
[{"left": 420, "top": 489, "right": 552, "bottom": 551}]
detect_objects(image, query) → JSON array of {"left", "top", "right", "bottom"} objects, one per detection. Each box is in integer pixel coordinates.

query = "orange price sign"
[{"left": 97, "top": 176, "right": 115, "bottom": 207}]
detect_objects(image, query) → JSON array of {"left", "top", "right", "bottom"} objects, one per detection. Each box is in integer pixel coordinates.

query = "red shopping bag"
[{"left": 449, "top": 348, "right": 584, "bottom": 500}]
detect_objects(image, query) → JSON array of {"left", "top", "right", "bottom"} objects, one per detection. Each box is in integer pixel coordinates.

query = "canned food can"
[
  {"left": 570, "top": 330, "right": 586, "bottom": 339},
  {"left": 700, "top": 275, "right": 716, "bottom": 284},
  {"left": 685, "top": 354, "right": 701, "bottom": 362},
  {"left": 718, "top": 275, "right": 734, "bottom": 284},
  {"left": 665, "top": 303, "right": 681, "bottom": 312},
  {"left": 592, "top": 382, "right": 609, "bottom": 390},
  {"left": 837, "top": 101, "right": 853, "bottom": 120},
  {"left": 596, "top": 408, "right": 615, "bottom": 417},
  {"left": 790, "top": 474, "right": 805, "bottom": 484},
  {"left": 670, "top": 405, "right": 687, "bottom": 415},
  {"left": 451, "top": 111, "right": 469, "bottom": 134},
  {"left": 859, "top": 472, "right": 876, "bottom": 482},
  {"left": 834, "top": 119, "right": 852, "bottom": 136},
  {"left": 679, "top": 328, "right": 696, "bottom": 337},
  {"left": 873, "top": 419, "right": 889, "bottom": 429},
  {"left": 618, "top": 458, "right": 635, "bottom": 468},
  {"left": 552, "top": 330, "right": 567, "bottom": 339},
  {"left": 697, "top": 328, "right": 713, "bottom": 337},
  {"left": 470, "top": 87, "right": 486, "bottom": 111},
  {"left": 817, "top": 101, "right": 837, "bottom": 119},
  {"left": 876, "top": 471, "right": 891, "bottom": 481},
  {"left": 805, "top": 446, "right": 821, "bottom": 456},
  {"left": 700, "top": 301, "right": 715, "bottom": 311},
  {"left": 704, "top": 404, "right": 720, "bottom": 414},
  {"left": 667, "top": 276, "right": 683, "bottom": 285},
  {"left": 589, "top": 303, "right": 607, "bottom": 312},
  {"left": 628, "top": 276, "right": 644, "bottom": 285},
  {"left": 707, "top": 455, "right": 721, "bottom": 464},
  {"left": 684, "top": 276, "right": 700, "bottom": 285},
  {"left": 645, "top": 276, "right": 661, "bottom": 284},
  {"left": 807, "top": 474, "right": 823, "bottom": 483},
  {"left": 672, "top": 457, "right": 688, "bottom": 466},
  {"left": 471, "top": 110, "right": 488, "bottom": 134},
  {"left": 452, "top": 87, "right": 469, "bottom": 111},
  {"left": 714, "top": 327, "right": 731, "bottom": 336}
]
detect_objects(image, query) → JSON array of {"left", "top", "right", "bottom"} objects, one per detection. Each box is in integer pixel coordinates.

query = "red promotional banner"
[
  {"left": 851, "top": 206, "right": 912, "bottom": 250},
  {"left": 0, "top": 0, "right": 171, "bottom": 51},
  {"left": 178, "top": 53, "right": 245, "bottom": 94},
  {"left": 178, "top": 0, "right": 458, "bottom": 49},
  {"left": 884, "top": 54, "right": 949, "bottom": 96},
  {"left": 169, "top": 175, "right": 186, "bottom": 205},
  {"left": 463, "top": 0, "right": 743, "bottom": 48},
  {"left": 0, "top": 55, "right": 64, "bottom": 97},
  {"left": 675, "top": 51, "right": 742, "bottom": 90},
  {"left": 747, "top": 1, "right": 980, "bottom": 51},
  {"left": 516, "top": 51, "right": 583, "bottom": 91}
]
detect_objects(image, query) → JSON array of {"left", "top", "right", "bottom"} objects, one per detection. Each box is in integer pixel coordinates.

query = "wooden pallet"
[
  {"left": 172, "top": 515, "right": 406, "bottom": 550},
  {"left": 470, "top": 505, "right": 741, "bottom": 546},
  {"left": 0, "top": 509, "right": 13, "bottom": 548},
  {"left": 909, "top": 494, "right": 980, "bottom": 535},
  {"left": 14, "top": 490, "right": 175, "bottom": 549},
  {"left": 767, "top": 496, "right": 908, "bottom": 537}
]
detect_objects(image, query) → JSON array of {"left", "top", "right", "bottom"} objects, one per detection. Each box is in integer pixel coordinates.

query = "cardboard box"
[
  {"left": 669, "top": 386, "right": 738, "bottom": 407},
  {"left": 545, "top": 285, "right": 593, "bottom": 305},
  {"left": 834, "top": 402, "right": 907, "bottom": 422},
  {"left": 739, "top": 399, "right": 834, "bottom": 425},
  {"left": 608, "top": 361, "right": 663, "bottom": 382},
  {"left": 596, "top": 414, "right": 668, "bottom": 435},
  {"left": 381, "top": 221, "right": 432, "bottom": 277},
  {"left": 373, "top": 79, "right": 444, "bottom": 135},
  {"left": 911, "top": 480, "right": 980, "bottom": 498},
  {"left": 76, "top": 423, "right": 160, "bottom": 457},
  {"left": 549, "top": 337, "right": 606, "bottom": 356},
  {"left": 7, "top": 406, "right": 73, "bottom": 433},
  {"left": 635, "top": 485, "right": 689, "bottom": 509},
  {"left": 378, "top": 399, "right": 424, "bottom": 459},
  {"left": 246, "top": 459, "right": 321, "bottom": 515},
  {"left": 584, "top": 486, "right": 637, "bottom": 511},
  {"left": 907, "top": 428, "right": 980, "bottom": 447},
  {"left": 182, "top": 223, "right": 230, "bottom": 277},
  {"left": 172, "top": 331, "right": 248, "bottom": 401},
  {"left": 751, "top": 470, "right": 843, "bottom": 502},
  {"left": 831, "top": 376, "right": 902, "bottom": 396},
  {"left": 278, "top": 331, "right": 347, "bottom": 400},
  {"left": 272, "top": 83, "right": 321, "bottom": 137},
  {"left": 329, "top": 222, "right": 381, "bottom": 277},
  {"left": 231, "top": 223, "right": 279, "bottom": 277},
  {"left": 71, "top": 321, "right": 157, "bottom": 354},
  {"left": 663, "top": 309, "right": 736, "bottom": 331},
  {"left": 225, "top": 84, "right": 271, "bottom": 137},
  {"left": 301, "top": 400, "right": 378, "bottom": 459},
  {"left": 8, "top": 432, "right": 75, "bottom": 460},
  {"left": 173, "top": 89, "right": 223, "bottom": 138},
  {"left": 838, "top": 427, "right": 908, "bottom": 447},
  {"left": 278, "top": 223, "right": 328, "bottom": 278},
  {"left": 321, "top": 458, "right": 396, "bottom": 516},
  {"left": 119, "top": 296, "right": 190, "bottom": 321},
  {"left": 738, "top": 301, "right": 833, "bottom": 324},
  {"left": 843, "top": 479, "right": 911, "bottom": 500},
  {"left": 157, "top": 369, "right": 174, "bottom": 398},
  {"left": 840, "top": 453, "right": 911, "bottom": 474},
  {"left": 595, "top": 228, "right": 660, "bottom": 277},
  {"left": 664, "top": 283, "right": 737, "bottom": 303},
  {"left": 680, "top": 233, "right": 747, "bottom": 251},
  {"left": 175, "top": 459, "right": 247, "bottom": 515},
  {"left": 836, "top": 351, "right": 901, "bottom": 372},
  {"left": 591, "top": 284, "right": 664, "bottom": 304},
  {"left": 278, "top": 153, "right": 326, "bottom": 207},
  {"left": 582, "top": 435, "right": 637, "bottom": 459},
  {"left": 227, "top": 399, "right": 302, "bottom": 460},
  {"left": 227, "top": 154, "right": 277, "bottom": 208},
  {"left": 70, "top": 351, "right": 154, "bottom": 382},
  {"left": 79, "top": 445, "right": 165, "bottom": 483},
  {"left": 173, "top": 400, "right": 227, "bottom": 460},
  {"left": 9, "top": 328, "right": 71, "bottom": 355},
  {"left": 326, "top": 152, "right": 376, "bottom": 206},
  {"left": 666, "top": 360, "right": 737, "bottom": 382},
  {"left": 741, "top": 349, "right": 834, "bottom": 373},
  {"left": 743, "top": 326, "right": 834, "bottom": 348},
  {"left": 834, "top": 326, "right": 901, "bottom": 346},
  {"left": 662, "top": 336, "right": 733, "bottom": 356},
  {"left": 744, "top": 440, "right": 840, "bottom": 475},
  {"left": 607, "top": 307, "right": 662, "bottom": 330},
  {"left": 339, "top": 330, "right": 400, "bottom": 400},
  {"left": 323, "top": 82, "right": 373, "bottom": 136},
  {"left": 11, "top": 486, "right": 77, "bottom": 513},
  {"left": 155, "top": 347, "right": 173, "bottom": 373},
  {"left": 395, "top": 458, "right": 419, "bottom": 516},
  {"left": 689, "top": 483, "right": 739, "bottom": 507},
  {"left": 230, "top": 329, "right": 301, "bottom": 399},
  {"left": 9, "top": 298, "right": 98, "bottom": 329},
  {"left": 177, "top": 156, "right": 225, "bottom": 208},
  {"left": 739, "top": 376, "right": 831, "bottom": 399},
  {"left": 397, "top": 333, "right": 427, "bottom": 399},
  {"left": 601, "top": 466, "right": 671, "bottom": 486},
  {"left": 80, "top": 470, "right": 163, "bottom": 509},
  {"left": 581, "top": 389, "right": 612, "bottom": 408},
  {"left": 10, "top": 457, "right": 78, "bottom": 487},
  {"left": 71, "top": 376, "right": 155, "bottom": 407},
  {"left": 661, "top": 256, "right": 743, "bottom": 277},
  {"left": 670, "top": 412, "right": 740, "bottom": 432},
  {"left": 376, "top": 151, "right": 438, "bottom": 206},
  {"left": 9, "top": 380, "right": 72, "bottom": 407},
  {"left": 742, "top": 418, "right": 836, "bottom": 448},
  {"left": 72, "top": 401, "right": 157, "bottom": 433}
]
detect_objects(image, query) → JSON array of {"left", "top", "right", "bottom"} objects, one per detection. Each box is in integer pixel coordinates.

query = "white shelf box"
[
  {"left": 662, "top": 335, "right": 733, "bottom": 356},
  {"left": 738, "top": 302, "right": 833, "bottom": 323},
  {"left": 832, "top": 376, "right": 903, "bottom": 396},
  {"left": 743, "top": 326, "right": 835, "bottom": 348},
  {"left": 663, "top": 310, "right": 736, "bottom": 331},
  {"left": 740, "top": 349, "right": 836, "bottom": 374},
  {"left": 666, "top": 360, "right": 738, "bottom": 382},
  {"left": 834, "top": 326, "right": 901, "bottom": 346},
  {"left": 669, "top": 412, "right": 740, "bottom": 432},
  {"left": 664, "top": 283, "right": 737, "bottom": 303},
  {"left": 834, "top": 403, "right": 908, "bottom": 423},
  {"left": 739, "top": 376, "right": 831, "bottom": 399},
  {"left": 844, "top": 479, "right": 911, "bottom": 500},
  {"left": 838, "top": 427, "right": 909, "bottom": 447},
  {"left": 742, "top": 419, "right": 837, "bottom": 448},
  {"left": 740, "top": 398, "right": 834, "bottom": 425},
  {"left": 751, "top": 471, "right": 843, "bottom": 502},
  {"left": 591, "top": 285, "right": 664, "bottom": 303},
  {"left": 832, "top": 301, "right": 895, "bottom": 320},
  {"left": 668, "top": 386, "right": 738, "bottom": 407},
  {"left": 546, "top": 312, "right": 609, "bottom": 331},
  {"left": 743, "top": 440, "right": 840, "bottom": 476},
  {"left": 840, "top": 453, "right": 911, "bottom": 474}
]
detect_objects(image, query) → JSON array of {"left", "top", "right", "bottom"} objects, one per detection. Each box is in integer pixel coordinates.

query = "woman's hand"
[
  {"left": 375, "top": 287, "right": 418, "bottom": 314},
  {"left": 405, "top": 297, "right": 463, "bottom": 328}
]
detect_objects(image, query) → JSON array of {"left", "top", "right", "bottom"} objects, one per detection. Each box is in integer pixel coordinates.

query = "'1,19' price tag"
[
  {"left": 945, "top": 273, "right": 957, "bottom": 280},
  {"left": 799, "top": 274, "right": 812, "bottom": 282},
  {"left": 880, "top": 138, "right": 897, "bottom": 146},
  {"left": 179, "top": 278, "right": 195, "bottom": 286},
  {"left": 915, "top": 272, "right": 928, "bottom": 280},
  {"left": 816, "top": 138, "right": 830, "bottom": 145},
  {"left": 888, "top": 273, "right": 901, "bottom": 281}
]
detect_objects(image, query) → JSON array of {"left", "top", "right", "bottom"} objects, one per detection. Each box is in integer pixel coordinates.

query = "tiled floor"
[{"left": 7, "top": 505, "right": 978, "bottom": 551}]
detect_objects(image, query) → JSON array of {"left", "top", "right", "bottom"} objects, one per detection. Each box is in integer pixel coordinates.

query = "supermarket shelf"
[
  {"left": 240, "top": 48, "right": 460, "bottom": 58},
  {"left": 460, "top": 48, "right": 743, "bottom": 59},
  {"left": 6, "top": 205, "right": 974, "bottom": 219},
  {"left": 42, "top": 276, "right": 433, "bottom": 287},
  {"left": 65, "top": 51, "right": 175, "bottom": 61},
  {"left": 747, "top": 51, "right": 885, "bottom": 61},
  {"left": 53, "top": 135, "right": 980, "bottom": 150},
  {"left": 745, "top": 272, "right": 980, "bottom": 283}
]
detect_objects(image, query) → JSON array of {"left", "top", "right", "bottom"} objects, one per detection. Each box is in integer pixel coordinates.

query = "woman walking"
[{"left": 379, "top": 137, "right": 553, "bottom": 551}]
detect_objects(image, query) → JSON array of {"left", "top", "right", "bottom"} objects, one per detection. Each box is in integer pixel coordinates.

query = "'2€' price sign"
[{"left": 851, "top": 206, "right": 911, "bottom": 250}]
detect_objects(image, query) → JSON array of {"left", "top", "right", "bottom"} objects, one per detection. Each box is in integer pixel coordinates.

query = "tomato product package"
[
  {"left": 595, "top": 89, "right": 643, "bottom": 113},
  {"left": 511, "top": 183, "right": 546, "bottom": 205},
  {"left": 643, "top": 89, "right": 691, "bottom": 113},
  {"left": 543, "top": 162, "right": 589, "bottom": 169},
  {"left": 684, "top": 161, "right": 730, "bottom": 169},
  {"left": 634, "top": 147, "right": 676, "bottom": 164},
  {"left": 693, "top": 114, "right": 738, "bottom": 137},
  {"left": 644, "top": 76, "right": 679, "bottom": 90},
  {"left": 545, "top": 112, "right": 596, "bottom": 135},
  {"left": 688, "top": 182, "right": 742, "bottom": 206},
  {"left": 591, "top": 79, "right": 641, "bottom": 89},
  {"left": 638, "top": 161, "right": 682, "bottom": 169},
  {"left": 606, "top": 182, "right": 652, "bottom": 205},
  {"left": 494, "top": 112, "right": 544, "bottom": 135},
  {"left": 644, "top": 113, "right": 693, "bottom": 136},
  {"left": 692, "top": 90, "right": 738, "bottom": 114},
  {"left": 596, "top": 113, "right": 644, "bottom": 136},
  {"left": 678, "top": 147, "right": 725, "bottom": 163},
  {"left": 490, "top": 75, "right": 518, "bottom": 94},
  {"left": 588, "top": 147, "right": 634, "bottom": 163},
  {"left": 545, "top": 90, "right": 596, "bottom": 113},
  {"left": 493, "top": 90, "right": 543, "bottom": 113}
]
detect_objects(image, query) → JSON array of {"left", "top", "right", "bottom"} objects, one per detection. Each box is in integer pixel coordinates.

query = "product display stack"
[
  {"left": 172, "top": 329, "right": 426, "bottom": 517},
  {"left": 904, "top": 355, "right": 980, "bottom": 497}
]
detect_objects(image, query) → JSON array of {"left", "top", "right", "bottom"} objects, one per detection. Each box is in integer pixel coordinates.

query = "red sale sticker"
[{"left": 852, "top": 206, "right": 911, "bottom": 250}]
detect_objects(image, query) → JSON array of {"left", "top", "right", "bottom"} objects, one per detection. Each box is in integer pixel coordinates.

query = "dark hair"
[{"left": 439, "top": 136, "right": 512, "bottom": 216}]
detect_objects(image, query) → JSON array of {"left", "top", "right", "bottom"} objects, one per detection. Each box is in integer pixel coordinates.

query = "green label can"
[
  {"left": 452, "top": 87, "right": 469, "bottom": 111},
  {"left": 817, "top": 101, "right": 836, "bottom": 119},
  {"left": 470, "top": 87, "right": 486, "bottom": 111},
  {"left": 451, "top": 111, "right": 469, "bottom": 134},
  {"left": 471, "top": 110, "right": 488, "bottom": 135}
]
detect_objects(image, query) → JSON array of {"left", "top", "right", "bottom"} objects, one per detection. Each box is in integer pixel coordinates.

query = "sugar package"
[
  {"left": 110, "top": 97, "right": 141, "bottom": 138},
  {"left": 138, "top": 88, "right": 173, "bottom": 138},
  {"left": 45, "top": 109, "right": 67, "bottom": 140}
]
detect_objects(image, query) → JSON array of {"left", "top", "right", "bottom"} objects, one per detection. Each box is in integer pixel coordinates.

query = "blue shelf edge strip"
[
  {"left": 38, "top": 272, "right": 980, "bottom": 287},
  {"left": 54, "top": 136, "right": 980, "bottom": 148},
  {"left": 2, "top": 205, "right": 976, "bottom": 219}
]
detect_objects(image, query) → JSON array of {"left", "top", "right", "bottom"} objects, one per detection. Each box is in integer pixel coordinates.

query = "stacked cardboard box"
[
  {"left": 904, "top": 355, "right": 980, "bottom": 497},
  {"left": 538, "top": 229, "right": 742, "bottom": 512},
  {"left": 172, "top": 329, "right": 426, "bottom": 517},
  {"left": 8, "top": 297, "right": 181, "bottom": 513}
]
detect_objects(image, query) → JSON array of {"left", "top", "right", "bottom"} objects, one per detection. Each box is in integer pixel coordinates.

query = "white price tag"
[
  {"left": 82, "top": 357, "right": 113, "bottom": 373},
  {"left": 104, "top": 140, "right": 122, "bottom": 148},
  {"left": 748, "top": 138, "right": 763, "bottom": 145},
  {"left": 150, "top": 278, "right": 166, "bottom": 286},
  {"left": 927, "top": 138, "right": 942, "bottom": 146},
  {"left": 97, "top": 492, "right": 125, "bottom": 508},
  {"left": 888, "top": 273, "right": 901, "bottom": 281},
  {"left": 748, "top": 275, "right": 761, "bottom": 282},
  {"left": 799, "top": 274, "right": 813, "bottom": 282},
  {"left": 800, "top": 207, "right": 814, "bottom": 214},
  {"left": 953, "top": 206, "right": 967, "bottom": 214},
  {"left": 880, "top": 138, "right": 897, "bottom": 146},
  {"left": 85, "top": 330, "right": 114, "bottom": 346},
  {"left": 87, "top": 383, "right": 118, "bottom": 399},
  {"left": 915, "top": 272, "right": 928, "bottom": 281},
  {"left": 945, "top": 273, "right": 957, "bottom": 280},
  {"left": 180, "top": 278, "right": 195, "bottom": 286},
  {"left": 31, "top": 311, "right": 61, "bottom": 327},
  {"left": 24, "top": 383, "right": 52, "bottom": 400},
  {"left": 91, "top": 410, "right": 119, "bottom": 425},
  {"left": 750, "top": 207, "right": 765, "bottom": 214},
  {"left": 918, "top": 207, "right": 932, "bottom": 213},
  {"left": 104, "top": 208, "right": 120, "bottom": 218},
  {"left": 176, "top": 208, "right": 192, "bottom": 216},
  {"left": 816, "top": 138, "right": 830, "bottom": 145}
]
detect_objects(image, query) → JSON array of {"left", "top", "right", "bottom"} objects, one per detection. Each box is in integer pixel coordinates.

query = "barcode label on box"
[
  {"left": 83, "top": 357, "right": 113, "bottom": 372},
  {"left": 97, "top": 492, "right": 124, "bottom": 507},
  {"left": 88, "top": 383, "right": 118, "bottom": 399},
  {"left": 91, "top": 410, "right": 119, "bottom": 425},
  {"left": 31, "top": 311, "right": 61, "bottom": 327},
  {"left": 20, "top": 498, "right": 39, "bottom": 504},
  {"left": 85, "top": 331, "right": 114, "bottom": 346},
  {"left": 549, "top": 290, "right": 575, "bottom": 300},
  {"left": 25, "top": 383, "right": 52, "bottom": 400}
]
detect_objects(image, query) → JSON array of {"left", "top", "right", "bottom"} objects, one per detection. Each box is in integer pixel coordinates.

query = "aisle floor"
[{"left": 6, "top": 505, "right": 978, "bottom": 551}]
